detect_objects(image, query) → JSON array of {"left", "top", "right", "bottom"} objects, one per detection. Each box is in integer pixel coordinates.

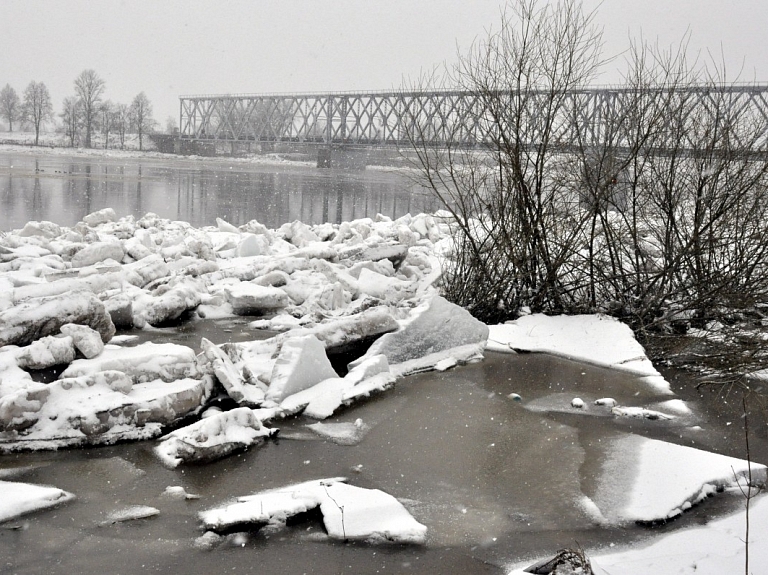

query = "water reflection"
[{"left": 0, "top": 152, "right": 437, "bottom": 231}]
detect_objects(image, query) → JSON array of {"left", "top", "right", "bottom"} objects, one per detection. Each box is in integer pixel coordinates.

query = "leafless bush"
[{"left": 404, "top": 0, "right": 768, "bottom": 333}]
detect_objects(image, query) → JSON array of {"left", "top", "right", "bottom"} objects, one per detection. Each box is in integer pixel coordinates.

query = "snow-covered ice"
[
  {"left": 509, "top": 494, "right": 768, "bottom": 575},
  {"left": 199, "top": 477, "right": 427, "bottom": 544},
  {"left": 591, "top": 434, "right": 766, "bottom": 525},
  {"left": 100, "top": 505, "right": 159, "bottom": 525},
  {"left": 0, "top": 479, "right": 75, "bottom": 523},
  {"left": 488, "top": 314, "right": 671, "bottom": 392},
  {"left": 154, "top": 407, "right": 276, "bottom": 467}
]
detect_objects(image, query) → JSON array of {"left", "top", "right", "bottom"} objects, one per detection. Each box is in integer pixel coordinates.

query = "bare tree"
[
  {"left": 74, "top": 69, "right": 105, "bottom": 148},
  {"left": 405, "top": 0, "right": 604, "bottom": 322},
  {"left": 99, "top": 100, "right": 114, "bottom": 148},
  {"left": 165, "top": 115, "right": 178, "bottom": 135},
  {"left": 60, "top": 96, "right": 81, "bottom": 147},
  {"left": 130, "top": 92, "right": 154, "bottom": 150},
  {"left": 22, "top": 81, "right": 53, "bottom": 146},
  {"left": 405, "top": 0, "right": 768, "bottom": 334},
  {"left": 0, "top": 84, "right": 21, "bottom": 132},
  {"left": 113, "top": 103, "right": 130, "bottom": 149}
]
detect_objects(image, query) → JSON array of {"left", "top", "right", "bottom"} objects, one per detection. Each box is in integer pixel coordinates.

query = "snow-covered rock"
[{"left": 154, "top": 407, "right": 276, "bottom": 467}]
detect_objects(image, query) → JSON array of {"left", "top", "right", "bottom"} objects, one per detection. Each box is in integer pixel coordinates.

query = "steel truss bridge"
[{"left": 179, "top": 86, "right": 768, "bottom": 152}]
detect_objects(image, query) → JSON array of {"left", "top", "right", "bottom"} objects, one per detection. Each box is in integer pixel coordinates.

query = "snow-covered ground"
[
  {"left": 0, "top": 132, "right": 316, "bottom": 169},
  {"left": 1, "top": 205, "right": 766, "bottom": 570}
]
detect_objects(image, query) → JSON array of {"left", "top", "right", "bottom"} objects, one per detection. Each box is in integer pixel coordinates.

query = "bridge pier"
[{"left": 316, "top": 146, "right": 369, "bottom": 170}]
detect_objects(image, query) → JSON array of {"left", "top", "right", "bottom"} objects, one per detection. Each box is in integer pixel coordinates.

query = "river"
[
  {"left": 0, "top": 150, "right": 438, "bottom": 232},
  {"left": 0, "top": 149, "right": 765, "bottom": 574}
]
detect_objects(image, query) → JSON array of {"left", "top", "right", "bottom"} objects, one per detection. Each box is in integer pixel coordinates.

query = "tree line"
[{"left": 0, "top": 69, "right": 159, "bottom": 150}]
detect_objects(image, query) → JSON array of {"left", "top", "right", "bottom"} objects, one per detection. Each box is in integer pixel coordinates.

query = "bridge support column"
[
  {"left": 317, "top": 147, "right": 332, "bottom": 168},
  {"left": 316, "top": 146, "right": 368, "bottom": 170}
]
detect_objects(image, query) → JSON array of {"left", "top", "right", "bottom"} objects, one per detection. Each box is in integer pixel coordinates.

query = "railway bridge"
[{"left": 179, "top": 85, "right": 768, "bottom": 166}]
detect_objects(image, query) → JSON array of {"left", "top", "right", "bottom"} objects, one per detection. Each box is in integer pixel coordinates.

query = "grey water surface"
[
  {"left": 0, "top": 151, "right": 437, "bottom": 232},
  {"left": 1, "top": 317, "right": 764, "bottom": 575}
]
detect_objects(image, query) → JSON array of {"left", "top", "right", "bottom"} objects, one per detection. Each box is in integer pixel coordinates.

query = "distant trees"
[
  {"left": 130, "top": 92, "right": 154, "bottom": 150},
  {"left": 60, "top": 96, "right": 81, "bottom": 147},
  {"left": 113, "top": 103, "right": 130, "bottom": 149},
  {"left": 99, "top": 100, "right": 114, "bottom": 148},
  {"left": 165, "top": 115, "right": 178, "bottom": 135},
  {"left": 22, "top": 81, "right": 53, "bottom": 146},
  {"left": 2, "top": 69, "right": 158, "bottom": 150},
  {"left": 74, "top": 69, "right": 105, "bottom": 148},
  {"left": 0, "top": 84, "right": 21, "bottom": 132}
]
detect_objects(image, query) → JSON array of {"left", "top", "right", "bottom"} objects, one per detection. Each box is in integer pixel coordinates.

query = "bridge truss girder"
[{"left": 179, "top": 86, "right": 768, "bottom": 152}]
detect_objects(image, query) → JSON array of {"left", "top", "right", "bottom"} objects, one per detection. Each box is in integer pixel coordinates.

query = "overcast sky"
[{"left": 2, "top": 0, "right": 767, "bottom": 127}]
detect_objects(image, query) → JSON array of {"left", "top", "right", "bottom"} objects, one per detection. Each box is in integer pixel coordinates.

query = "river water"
[
  {"left": 1, "top": 150, "right": 766, "bottom": 574},
  {"left": 0, "top": 151, "right": 438, "bottom": 232}
]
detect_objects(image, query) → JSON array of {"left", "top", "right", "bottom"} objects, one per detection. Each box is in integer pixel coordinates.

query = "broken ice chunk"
[
  {"left": 60, "top": 323, "right": 104, "bottom": 358},
  {"left": 59, "top": 342, "right": 198, "bottom": 383},
  {"left": 223, "top": 282, "right": 290, "bottom": 315},
  {"left": 353, "top": 295, "right": 488, "bottom": 369},
  {"left": 154, "top": 407, "right": 276, "bottom": 468},
  {"left": 199, "top": 477, "right": 426, "bottom": 544},
  {"left": 0, "top": 480, "right": 75, "bottom": 523},
  {"left": 200, "top": 338, "right": 264, "bottom": 406},
  {"left": 100, "top": 505, "right": 159, "bottom": 526},
  {"left": 266, "top": 335, "right": 338, "bottom": 403},
  {"left": 306, "top": 420, "right": 371, "bottom": 445},
  {"left": 591, "top": 435, "right": 767, "bottom": 524}
]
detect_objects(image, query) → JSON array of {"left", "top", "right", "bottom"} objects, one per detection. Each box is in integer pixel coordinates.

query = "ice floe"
[
  {"left": 488, "top": 314, "right": 671, "bottom": 393},
  {"left": 590, "top": 434, "right": 766, "bottom": 525},
  {"left": 100, "top": 505, "right": 160, "bottom": 526},
  {"left": 199, "top": 477, "right": 427, "bottom": 544},
  {"left": 154, "top": 407, "right": 277, "bottom": 468},
  {"left": 0, "top": 479, "right": 75, "bottom": 523}
]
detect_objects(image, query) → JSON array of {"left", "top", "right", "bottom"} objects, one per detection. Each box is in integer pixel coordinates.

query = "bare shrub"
[{"left": 404, "top": 0, "right": 768, "bottom": 334}]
